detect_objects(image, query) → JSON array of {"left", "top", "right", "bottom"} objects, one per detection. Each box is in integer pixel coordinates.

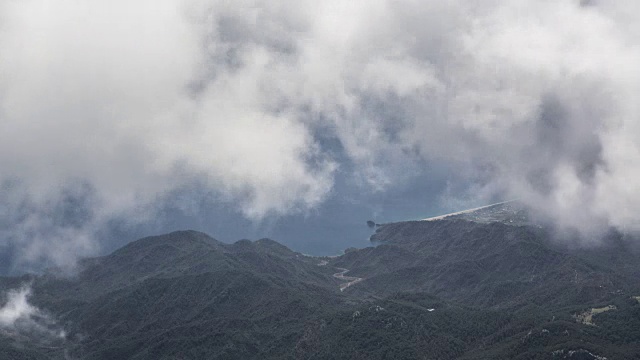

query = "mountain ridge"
[{"left": 2, "top": 206, "right": 640, "bottom": 359}]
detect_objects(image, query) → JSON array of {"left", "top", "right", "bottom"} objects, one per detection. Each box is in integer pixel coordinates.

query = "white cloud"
[
  {"left": 0, "top": 286, "right": 36, "bottom": 327},
  {"left": 0, "top": 284, "right": 65, "bottom": 339},
  {"left": 1, "top": 0, "right": 640, "bottom": 268}
]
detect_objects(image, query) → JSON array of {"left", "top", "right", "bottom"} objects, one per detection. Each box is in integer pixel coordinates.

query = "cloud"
[
  {"left": 0, "top": 284, "right": 65, "bottom": 339},
  {"left": 0, "top": 0, "right": 336, "bottom": 270},
  {"left": 0, "top": 286, "right": 37, "bottom": 327},
  {"left": 1, "top": 0, "right": 640, "bottom": 268}
]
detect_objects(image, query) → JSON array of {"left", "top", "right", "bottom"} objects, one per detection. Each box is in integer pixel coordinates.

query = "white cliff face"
[
  {"left": 421, "top": 201, "right": 515, "bottom": 221},
  {"left": 421, "top": 200, "right": 530, "bottom": 226}
]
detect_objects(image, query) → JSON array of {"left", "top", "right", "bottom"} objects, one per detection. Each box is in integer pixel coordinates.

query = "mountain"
[
  {"left": 2, "top": 208, "right": 640, "bottom": 359},
  {"left": 346, "top": 218, "right": 640, "bottom": 309}
]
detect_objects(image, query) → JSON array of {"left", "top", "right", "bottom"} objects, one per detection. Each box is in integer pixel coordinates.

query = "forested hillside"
[{"left": 2, "top": 209, "right": 640, "bottom": 359}]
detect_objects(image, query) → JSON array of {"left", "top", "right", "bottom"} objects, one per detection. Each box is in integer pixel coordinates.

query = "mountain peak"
[{"left": 110, "top": 230, "right": 222, "bottom": 257}]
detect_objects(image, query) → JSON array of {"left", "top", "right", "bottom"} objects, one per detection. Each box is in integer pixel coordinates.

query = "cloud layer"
[{"left": 2, "top": 0, "right": 640, "bottom": 268}]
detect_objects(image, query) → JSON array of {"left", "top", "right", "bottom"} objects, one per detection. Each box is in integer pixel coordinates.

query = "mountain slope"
[
  {"left": 342, "top": 217, "right": 640, "bottom": 309},
  {"left": 3, "top": 231, "right": 344, "bottom": 359},
  {"left": 2, "top": 212, "right": 640, "bottom": 359}
]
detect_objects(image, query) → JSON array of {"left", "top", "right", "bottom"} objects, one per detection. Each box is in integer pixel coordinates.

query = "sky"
[{"left": 2, "top": 0, "right": 640, "bottom": 273}]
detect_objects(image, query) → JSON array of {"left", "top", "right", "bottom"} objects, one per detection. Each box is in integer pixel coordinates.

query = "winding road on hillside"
[{"left": 333, "top": 267, "right": 363, "bottom": 291}]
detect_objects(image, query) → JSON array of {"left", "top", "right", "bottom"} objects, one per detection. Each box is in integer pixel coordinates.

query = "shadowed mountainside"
[
  {"left": 2, "top": 210, "right": 640, "bottom": 359},
  {"left": 335, "top": 219, "right": 640, "bottom": 310}
]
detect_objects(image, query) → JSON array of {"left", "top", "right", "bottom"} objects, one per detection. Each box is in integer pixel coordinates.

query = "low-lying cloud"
[
  {"left": 1, "top": 0, "right": 640, "bottom": 268},
  {"left": 0, "top": 284, "right": 65, "bottom": 339},
  {"left": 0, "top": 286, "right": 37, "bottom": 327}
]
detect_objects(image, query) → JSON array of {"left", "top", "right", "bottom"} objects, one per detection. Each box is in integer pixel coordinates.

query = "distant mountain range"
[{"left": 2, "top": 203, "right": 640, "bottom": 359}]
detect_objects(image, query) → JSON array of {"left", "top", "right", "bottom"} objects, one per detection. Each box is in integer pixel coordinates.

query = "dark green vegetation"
[{"left": 2, "top": 206, "right": 640, "bottom": 359}]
